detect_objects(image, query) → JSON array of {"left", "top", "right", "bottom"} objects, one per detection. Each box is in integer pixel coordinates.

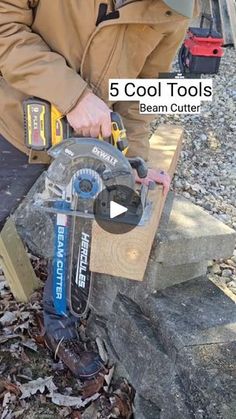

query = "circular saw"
[{"left": 36, "top": 120, "right": 149, "bottom": 318}]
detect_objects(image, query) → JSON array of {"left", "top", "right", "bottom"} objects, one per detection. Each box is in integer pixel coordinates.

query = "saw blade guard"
[
  {"left": 33, "top": 138, "right": 135, "bottom": 216},
  {"left": 47, "top": 137, "right": 134, "bottom": 187}
]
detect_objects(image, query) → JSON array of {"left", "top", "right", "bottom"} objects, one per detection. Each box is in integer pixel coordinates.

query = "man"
[{"left": 0, "top": 0, "right": 199, "bottom": 381}]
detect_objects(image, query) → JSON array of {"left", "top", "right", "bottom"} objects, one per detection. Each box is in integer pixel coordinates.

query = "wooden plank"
[
  {"left": 0, "top": 218, "right": 41, "bottom": 302},
  {"left": 209, "top": 0, "right": 223, "bottom": 33},
  {"left": 217, "top": 0, "right": 234, "bottom": 44},
  {"left": 226, "top": 0, "right": 236, "bottom": 46},
  {"left": 90, "top": 125, "right": 183, "bottom": 281}
]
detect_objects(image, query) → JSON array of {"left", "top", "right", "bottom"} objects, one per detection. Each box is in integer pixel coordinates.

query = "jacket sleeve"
[
  {"left": 0, "top": 0, "right": 88, "bottom": 114},
  {"left": 113, "top": 18, "right": 190, "bottom": 161}
]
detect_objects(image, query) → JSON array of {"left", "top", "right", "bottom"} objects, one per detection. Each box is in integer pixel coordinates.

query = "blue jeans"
[{"left": 43, "top": 265, "right": 79, "bottom": 340}]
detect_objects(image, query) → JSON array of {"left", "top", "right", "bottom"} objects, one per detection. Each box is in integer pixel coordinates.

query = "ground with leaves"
[{"left": 0, "top": 262, "right": 134, "bottom": 419}]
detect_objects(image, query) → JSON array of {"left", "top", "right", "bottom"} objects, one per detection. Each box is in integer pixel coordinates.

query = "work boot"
[{"left": 44, "top": 332, "right": 106, "bottom": 381}]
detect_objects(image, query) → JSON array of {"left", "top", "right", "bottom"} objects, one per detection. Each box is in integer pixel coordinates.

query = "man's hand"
[
  {"left": 66, "top": 91, "right": 111, "bottom": 138},
  {"left": 135, "top": 168, "right": 171, "bottom": 197}
]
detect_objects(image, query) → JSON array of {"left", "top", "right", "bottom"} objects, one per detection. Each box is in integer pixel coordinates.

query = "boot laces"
[{"left": 54, "top": 337, "right": 81, "bottom": 360}]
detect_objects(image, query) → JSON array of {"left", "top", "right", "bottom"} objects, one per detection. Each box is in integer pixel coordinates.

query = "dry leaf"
[
  {"left": 104, "top": 366, "right": 115, "bottom": 391},
  {"left": 81, "top": 374, "right": 105, "bottom": 399},
  {"left": 0, "top": 335, "right": 21, "bottom": 345},
  {"left": 103, "top": 379, "right": 135, "bottom": 419},
  {"left": 0, "top": 312, "right": 18, "bottom": 326},
  {"left": 20, "top": 376, "right": 57, "bottom": 399},
  {"left": 21, "top": 340, "right": 38, "bottom": 352},
  {"left": 51, "top": 392, "right": 99, "bottom": 408},
  {"left": 14, "top": 321, "right": 31, "bottom": 333},
  {"left": 13, "top": 409, "right": 26, "bottom": 418},
  {"left": 58, "top": 407, "right": 72, "bottom": 418},
  {"left": 9, "top": 343, "right": 20, "bottom": 353},
  {"left": 19, "top": 312, "right": 30, "bottom": 321},
  {"left": 110, "top": 394, "right": 133, "bottom": 418},
  {"left": 71, "top": 411, "right": 82, "bottom": 419},
  {"left": 2, "top": 392, "right": 13, "bottom": 408},
  {"left": 1, "top": 381, "right": 20, "bottom": 396},
  {"left": 96, "top": 337, "right": 108, "bottom": 364},
  {"left": 1, "top": 407, "right": 13, "bottom": 419},
  {"left": 81, "top": 402, "right": 98, "bottom": 419},
  {"left": 0, "top": 281, "right": 6, "bottom": 291}
]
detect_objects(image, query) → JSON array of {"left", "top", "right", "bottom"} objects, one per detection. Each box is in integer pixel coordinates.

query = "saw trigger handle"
[
  {"left": 128, "top": 157, "right": 148, "bottom": 179},
  {"left": 110, "top": 112, "right": 129, "bottom": 154}
]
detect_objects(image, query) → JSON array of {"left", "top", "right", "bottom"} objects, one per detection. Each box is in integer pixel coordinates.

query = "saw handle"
[
  {"left": 128, "top": 157, "right": 148, "bottom": 179},
  {"left": 110, "top": 112, "right": 129, "bottom": 153},
  {"left": 100, "top": 112, "right": 129, "bottom": 154}
]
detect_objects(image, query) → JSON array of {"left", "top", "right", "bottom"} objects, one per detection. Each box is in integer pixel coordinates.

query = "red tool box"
[{"left": 179, "top": 14, "right": 224, "bottom": 74}]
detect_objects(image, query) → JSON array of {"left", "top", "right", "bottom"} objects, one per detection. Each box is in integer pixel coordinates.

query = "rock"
[
  {"left": 226, "top": 259, "right": 236, "bottom": 267},
  {"left": 203, "top": 202, "right": 212, "bottom": 211},
  {"left": 210, "top": 264, "right": 221, "bottom": 274},
  {"left": 220, "top": 262, "right": 233, "bottom": 269},
  {"left": 228, "top": 280, "right": 236, "bottom": 289},
  {"left": 222, "top": 269, "right": 233, "bottom": 277},
  {"left": 182, "top": 192, "right": 191, "bottom": 199},
  {"left": 200, "top": 134, "right": 207, "bottom": 142},
  {"left": 133, "top": 394, "right": 161, "bottom": 419},
  {"left": 174, "top": 180, "right": 183, "bottom": 189},
  {"left": 218, "top": 214, "right": 231, "bottom": 223},
  {"left": 232, "top": 255, "right": 236, "bottom": 264}
]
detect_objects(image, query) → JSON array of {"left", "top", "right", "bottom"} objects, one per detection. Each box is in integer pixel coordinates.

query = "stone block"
[
  {"left": 155, "top": 196, "right": 236, "bottom": 265},
  {"left": 88, "top": 277, "right": 236, "bottom": 417},
  {"left": 138, "top": 276, "right": 236, "bottom": 350},
  {"left": 134, "top": 277, "right": 236, "bottom": 417},
  {"left": 133, "top": 394, "right": 161, "bottom": 419},
  {"left": 107, "top": 294, "right": 193, "bottom": 418},
  {"left": 145, "top": 259, "right": 208, "bottom": 292},
  {"left": 90, "top": 259, "right": 208, "bottom": 317},
  {"left": 178, "top": 341, "right": 236, "bottom": 419}
]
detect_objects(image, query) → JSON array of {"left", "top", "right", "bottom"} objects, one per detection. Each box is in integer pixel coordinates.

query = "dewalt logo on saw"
[{"left": 92, "top": 146, "right": 118, "bottom": 166}]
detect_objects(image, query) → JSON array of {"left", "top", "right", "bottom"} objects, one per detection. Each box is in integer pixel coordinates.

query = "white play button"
[
  {"left": 94, "top": 185, "right": 143, "bottom": 234},
  {"left": 110, "top": 201, "right": 128, "bottom": 219}
]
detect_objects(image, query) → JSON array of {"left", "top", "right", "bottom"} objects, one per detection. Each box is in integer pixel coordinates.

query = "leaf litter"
[{"left": 0, "top": 266, "right": 135, "bottom": 418}]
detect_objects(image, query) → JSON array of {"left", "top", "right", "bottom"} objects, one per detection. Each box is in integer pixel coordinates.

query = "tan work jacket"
[{"left": 0, "top": 0, "right": 199, "bottom": 161}]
